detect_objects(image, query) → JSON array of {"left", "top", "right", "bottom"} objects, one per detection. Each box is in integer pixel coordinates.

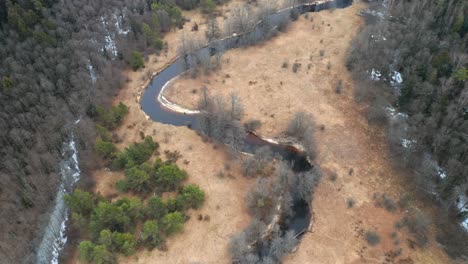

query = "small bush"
[
  {"left": 141, "top": 220, "right": 162, "bottom": 248},
  {"left": 319, "top": 50, "right": 325, "bottom": 57},
  {"left": 326, "top": 62, "right": 331, "bottom": 70},
  {"left": 335, "top": 80, "right": 343, "bottom": 94},
  {"left": 364, "top": 231, "right": 381, "bottom": 246},
  {"left": 367, "top": 103, "right": 388, "bottom": 125},
  {"left": 95, "top": 102, "right": 129, "bottom": 129},
  {"left": 146, "top": 196, "right": 167, "bottom": 220},
  {"left": 402, "top": 211, "right": 430, "bottom": 247},
  {"left": 244, "top": 119, "right": 262, "bottom": 131},
  {"left": 381, "top": 194, "right": 397, "bottom": 212},
  {"left": 112, "top": 136, "right": 158, "bottom": 170},
  {"left": 282, "top": 61, "right": 288, "bottom": 68},
  {"left": 398, "top": 194, "right": 411, "bottom": 209},
  {"left": 130, "top": 51, "right": 145, "bottom": 71},
  {"left": 290, "top": 9, "right": 299, "bottom": 21},
  {"left": 346, "top": 197, "right": 355, "bottom": 208},
  {"left": 162, "top": 212, "right": 184, "bottom": 235},
  {"left": 292, "top": 62, "right": 301, "bottom": 73},
  {"left": 329, "top": 171, "right": 337, "bottom": 182},
  {"left": 95, "top": 139, "right": 117, "bottom": 159},
  {"left": 181, "top": 184, "right": 205, "bottom": 209}
]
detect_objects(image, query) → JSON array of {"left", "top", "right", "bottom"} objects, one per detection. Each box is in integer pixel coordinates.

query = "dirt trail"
[{"left": 163, "top": 1, "right": 453, "bottom": 263}]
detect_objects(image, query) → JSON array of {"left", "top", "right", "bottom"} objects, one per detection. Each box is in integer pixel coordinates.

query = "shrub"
[
  {"left": 347, "top": 197, "right": 355, "bottom": 208},
  {"left": 89, "top": 201, "right": 132, "bottom": 238},
  {"left": 398, "top": 194, "right": 411, "bottom": 209},
  {"left": 329, "top": 171, "right": 338, "bottom": 181},
  {"left": 335, "top": 80, "right": 343, "bottom": 94},
  {"left": 319, "top": 50, "right": 325, "bottom": 56},
  {"left": 287, "top": 112, "right": 314, "bottom": 141},
  {"left": 166, "top": 196, "right": 185, "bottom": 213},
  {"left": 246, "top": 178, "right": 275, "bottom": 220},
  {"left": 98, "top": 230, "right": 135, "bottom": 256},
  {"left": 402, "top": 211, "right": 430, "bottom": 247},
  {"left": 122, "top": 164, "right": 153, "bottom": 194},
  {"left": 201, "top": 0, "right": 215, "bottom": 13},
  {"left": 64, "top": 189, "right": 95, "bottom": 217},
  {"left": 78, "top": 240, "right": 95, "bottom": 262},
  {"left": 243, "top": 119, "right": 261, "bottom": 131},
  {"left": 292, "top": 62, "right": 301, "bottom": 73},
  {"left": 91, "top": 244, "right": 115, "bottom": 264},
  {"left": 162, "top": 212, "right": 184, "bottom": 235},
  {"left": 112, "top": 136, "right": 158, "bottom": 169},
  {"left": 181, "top": 184, "right": 205, "bottom": 209},
  {"left": 146, "top": 196, "right": 168, "bottom": 220},
  {"left": 96, "top": 124, "right": 112, "bottom": 141},
  {"left": 130, "top": 51, "right": 145, "bottom": 71},
  {"left": 382, "top": 194, "right": 397, "bottom": 212},
  {"left": 95, "top": 139, "right": 117, "bottom": 158},
  {"left": 95, "top": 102, "right": 129, "bottom": 129},
  {"left": 141, "top": 220, "right": 162, "bottom": 248},
  {"left": 364, "top": 231, "right": 381, "bottom": 246},
  {"left": 113, "top": 232, "right": 136, "bottom": 256},
  {"left": 290, "top": 9, "right": 299, "bottom": 21},
  {"left": 157, "top": 164, "right": 187, "bottom": 191}
]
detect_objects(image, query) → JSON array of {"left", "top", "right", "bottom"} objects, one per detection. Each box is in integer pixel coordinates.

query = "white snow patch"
[
  {"left": 100, "top": 16, "right": 119, "bottom": 57},
  {"left": 36, "top": 126, "right": 81, "bottom": 264},
  {"left": 114, "top": 13, "right": 130, "bottom": 35},
  {"left": 385, "top": 107, "right": 408, "bottom": 119},
  {"left": 87, "top": 62, "right": 97, "bottom": 83},
  {"left": 390, "top": 71, "right": 403, "bottom": 85},
  {"left": 104, "top": 35, "right": 118, "bottom": 57},
  {"left": 370, "top": 68, "right": 382, "bottom": 81},
  {"left": 401, "top": 138, "right": 416, "bottom": 149},
  {"left": 436, "top": 166, "right": 447, "bottom": 179},
  {"left": 370, "top": 34, "right": 387, "bottom": 42},
  {"left": 457, "top": 195, "right": 468, "bottom": 231}
]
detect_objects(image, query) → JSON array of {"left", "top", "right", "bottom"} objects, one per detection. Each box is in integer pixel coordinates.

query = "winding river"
[
  {"left": 36, "top": 0, "right": 354, "bottom": 263},
  {"left": 139, "top": 0, "right": 353, "bottom": 253}
]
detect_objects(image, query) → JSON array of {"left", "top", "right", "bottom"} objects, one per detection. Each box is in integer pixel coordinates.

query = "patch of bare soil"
[{"left": 163, "top": 1, "right": 453, "bottom": 264}]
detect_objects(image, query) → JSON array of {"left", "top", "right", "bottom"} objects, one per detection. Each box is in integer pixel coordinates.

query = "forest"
[
  {"left": 0, "top": 0, "right": 220, "bottom": 262},
  {"left": 347, "top": 0, "right": 467, "bottom": 256}
]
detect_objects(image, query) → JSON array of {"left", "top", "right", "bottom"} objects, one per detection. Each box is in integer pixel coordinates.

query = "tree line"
[{"left": 347, "top": 0, "right": 467, "bottom": 258}]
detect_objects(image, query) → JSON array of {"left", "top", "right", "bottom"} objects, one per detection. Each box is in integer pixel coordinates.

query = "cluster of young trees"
[
  {"left": 347, "top": 0, "right": 467, "bottom": 257},
  {"left": 116, "top": 160, "right": 188, "bottom": 194},
  {"left": 66, "top": 133, "right": 205, "bottom": 263},
  {"left": 197, "top": 88, "right": 246, "bottom": 151},
  {"left": 65, "top": 186, "right": 203, "bottom": 264},
  {"left": 287, "top": 112, "right": 317, "bottom": 159}
]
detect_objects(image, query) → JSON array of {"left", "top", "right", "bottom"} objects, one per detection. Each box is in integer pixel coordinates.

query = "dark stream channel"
[{"left": 140, "top": 0, "right": 353, "bottom": 254}]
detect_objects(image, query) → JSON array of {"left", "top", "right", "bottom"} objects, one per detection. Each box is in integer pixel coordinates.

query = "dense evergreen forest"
[
  {"left": 0, "top": 0, "right": 222, "bottom": 262},
  {"left": 348, "top": 0, "right": 467, "bottom": 255}
]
